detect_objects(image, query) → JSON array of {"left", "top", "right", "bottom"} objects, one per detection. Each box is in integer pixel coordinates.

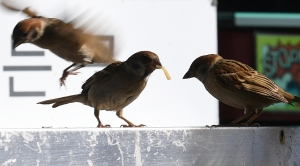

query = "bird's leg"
[
  {"left": 245, "top": 109, "right": 263, "bottom": 126},
  {"left": 116, "top": 109, "right": 146, "bottom": 127},
  {"left": 94, "top": 108, "right": 110, "bottom": 128},
  {"left": 60, "top": 63, "right": 85, "bottom": 86},
  {"left": 60, "top": 63, "right": 77, "bottom": 86},
  {"left": 67, "top": 63, "right": 86, "bottom": 74},
  {"left": 227, "top": 107, "right": 253, "bottom": 126}
]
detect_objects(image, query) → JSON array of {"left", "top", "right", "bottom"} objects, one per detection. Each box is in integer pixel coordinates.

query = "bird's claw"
[
  {"left": 235, "top": 123, "right": 248, "bottom": 126},
  {"left": 60, "top": 79, "right": 66, "bottom": 87},
  {"left": 210, "top": 123, "right": 250, "bottom": 127},
  {"left": 210, "top": 124, "right": 227, "bottom": 127},
  {"left": 59, "top": 71, "right": 81, "bottom": 86},
  {"left": 97, "top": 124, "right": 111, "bottom": 128},
  {"left": 120, "top": 124, "right": 146, "bottom": 128},
  {"left": 249, "top": 123, "right": 260, "bottom": 126},
  {"left": 59, "top": 76, "right": 67, "bottom": 87}
]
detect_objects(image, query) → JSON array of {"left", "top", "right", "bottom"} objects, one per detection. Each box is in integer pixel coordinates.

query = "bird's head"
[
  {"left": 126, "top": 51, "right": 164, "bottom": 79},
  {"left": 12, "top": 18, "right": 44, "bottom": 49},
  {"left": 183, "top": 54, "right": 222, "bottom": 82}
]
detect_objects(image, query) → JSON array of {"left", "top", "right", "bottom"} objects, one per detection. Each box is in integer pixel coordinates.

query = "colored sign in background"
[{"left": 256, "top": 33, "right": 300, "bottom": 111}]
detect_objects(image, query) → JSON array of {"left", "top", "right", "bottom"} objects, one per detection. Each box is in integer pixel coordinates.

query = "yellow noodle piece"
[{"left": 161, "top": 66, "right": 171, "bottom": 80}]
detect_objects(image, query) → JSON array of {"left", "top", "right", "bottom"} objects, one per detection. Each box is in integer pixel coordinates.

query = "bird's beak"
[
  {"left": 155, "top": 64, "right": 162, "bottom": 69},
  {"left": 12, "top": 39, "right": 24, "bottom": 49},
  {"left": 151, "top": 60, "right": 171, "bottom": 80},
  {"left": 183, "top": 70, "right": 194, "bottom": 79},
  {"left": 150, "top": 60, "right": 163, "bottom": 69}
]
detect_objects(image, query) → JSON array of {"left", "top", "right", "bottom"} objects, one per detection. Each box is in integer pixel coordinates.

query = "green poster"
[{"left": 256, "top": 33, "right": 300, "bottom": 111}]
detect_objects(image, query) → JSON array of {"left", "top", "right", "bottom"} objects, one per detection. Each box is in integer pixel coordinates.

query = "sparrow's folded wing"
[
  {"left": 214, "top": 59, "right": 288, "bottom": 103},
  {"left": 81, "top": 61, "right": 122, "bottom": 93}
]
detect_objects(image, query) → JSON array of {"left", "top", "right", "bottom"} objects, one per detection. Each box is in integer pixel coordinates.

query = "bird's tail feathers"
[
  {"left": 294, "top": 96, "right": 300, "bottom": 103},
  {"left": 1, "top": 2, "right": 37, "bottom": 17},
  {"left": 283, "top": 91, "right": 300, "bottom": 104},
  {"left": 37, "top": 94, "right": 80, "bottom": 108}
]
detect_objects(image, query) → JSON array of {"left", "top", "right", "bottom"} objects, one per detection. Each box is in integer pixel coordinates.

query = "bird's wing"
[
  {"left": 82, "top": 34, "right": 114, "bottom": 63},
  {"left": 81, "top": 61, "right": 122, "bottom": 93},
  {"left": 45, "top": 18, "right": 82, "bottom": 37},
  {"left": 214, "top": 59, "right": 288, "bottom": 103},
  {"left": 45, "top": 18, "right": 113, "bottom": 63}
]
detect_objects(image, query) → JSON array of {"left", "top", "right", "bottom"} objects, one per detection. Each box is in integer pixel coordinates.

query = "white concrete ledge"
[{"left": 0, "top": 127, "right": 299, "bottom": 165}]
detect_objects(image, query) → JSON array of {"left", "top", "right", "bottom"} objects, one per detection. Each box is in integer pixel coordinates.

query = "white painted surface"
[
  {"left": 0, "top": 0, "right": 217, "bottom": 128},
  {"left": 0, "top": 127, "right": 298, "bottom": 165}
]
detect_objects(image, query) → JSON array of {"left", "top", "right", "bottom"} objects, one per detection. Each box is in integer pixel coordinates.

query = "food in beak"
[{"left": 154, "top": 64, "right": 171, "bottom": 80}]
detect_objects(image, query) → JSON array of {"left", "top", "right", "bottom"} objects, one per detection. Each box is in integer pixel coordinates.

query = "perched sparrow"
[
  {"left": 183, "top": 54, "right": 300, "bottom": 126},
  {"left": 38, "top": 51, "right": 170, "bottom": 127},
  {"left": 3, "top": 2, "right": 115, "bottom": 86}
]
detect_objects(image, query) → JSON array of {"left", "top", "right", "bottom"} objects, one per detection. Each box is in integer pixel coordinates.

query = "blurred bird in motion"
[
  {"left": 183, "top": 54, "right": 300, "bottom": 126},
  {"left": 2, "top": 1, "right": 115, "bottom": 86},
  {"left": 38, "top": 51, "right": 171, "bottom": 127}
]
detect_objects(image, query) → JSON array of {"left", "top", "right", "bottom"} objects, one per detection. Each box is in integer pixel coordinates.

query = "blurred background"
[{"left": 218, "top": 0, "right": 300, "bottom": 125}]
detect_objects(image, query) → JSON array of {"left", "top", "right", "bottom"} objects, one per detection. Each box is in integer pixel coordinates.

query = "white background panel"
[{"left": 0, "top": 0, "right": 218, "bottom": 128}]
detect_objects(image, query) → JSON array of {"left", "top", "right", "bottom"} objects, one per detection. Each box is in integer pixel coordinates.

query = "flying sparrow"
[
  {"left": 183, "top": 54, "right": 300, "bottom": 126},
  {"left": 37, "top": 51, "right": 171, "bottom": 127},
  {"left": 3, "top": 2, "right": 115, "bottom": 86}
]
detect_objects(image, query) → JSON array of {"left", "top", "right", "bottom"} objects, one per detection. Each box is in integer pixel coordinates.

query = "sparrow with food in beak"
[{"left": 38, "top": 51, "right": 171, "bottom": 127}]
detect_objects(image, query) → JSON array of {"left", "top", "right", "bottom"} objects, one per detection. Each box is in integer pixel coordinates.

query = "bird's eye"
[
  {"left": 199, "top": 65, "right": 209, "bottom": 74},
  {"left": 22, "top": 32, "right": 28, "bottom": 38}
]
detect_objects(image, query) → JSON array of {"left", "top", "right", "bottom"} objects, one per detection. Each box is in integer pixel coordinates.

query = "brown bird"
[
  {"left": 37, "top": 51, "right": 170, "bottom": 127},
  {"left": 3, "top": 2, "right": 115, "bottom": 86},
  {"left": 183, "top": 54, "right": 300, "bottom": 126}
]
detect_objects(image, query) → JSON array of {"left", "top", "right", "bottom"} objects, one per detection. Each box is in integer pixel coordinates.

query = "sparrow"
[
  {"left": 37, "top": 51, "right": 171, "bottom": 127},
  {"left": 183, "top": 54, "right": 300, "bottom": 126},
  {"left": 3, "top": 2, "right": 115, "bottom": 86}
]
